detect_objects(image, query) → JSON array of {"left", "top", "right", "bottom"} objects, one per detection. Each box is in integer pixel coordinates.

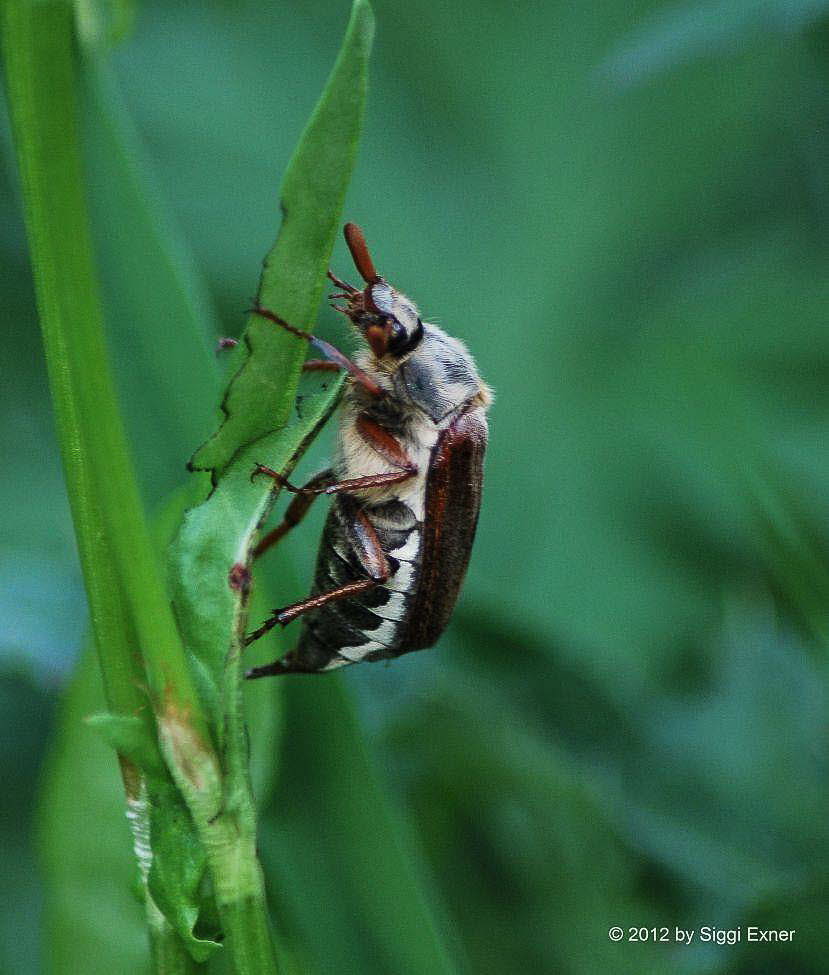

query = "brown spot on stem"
[
  {"left": 229, "top": 562, "right": 251, "bottom": 593},
  {"left": 118, "top": 755, "right": 142, "bottom": 801},
  {"left": 216, "top": 336, "right": 238, "bottom": 353}
]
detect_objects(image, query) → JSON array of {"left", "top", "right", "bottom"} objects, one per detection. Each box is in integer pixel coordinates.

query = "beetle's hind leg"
[
  {"left": 245, "top": 651, "right": 326, "bottom": 678},
  {"left": 244, "top": 575, "right": 383, "bottom": 649},
  {"left": 245, "top": 498, "right": 391, "bottom": 677}
]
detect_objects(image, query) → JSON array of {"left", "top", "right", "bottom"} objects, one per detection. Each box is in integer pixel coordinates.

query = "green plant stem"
[
  {"left": 1, "top": 0, "right": 147, "bottom": 734},
  {"left": 0, "top": 1, "right": 214, "bottom": 970},
  {"left": 219, "top": 894, "right": 280, "bottom": 974},
  {"left": 147, "top": 887, "right": 201, "bottom": 975},
  {"left": 201, "top": 827, "right": 278, "bottom": 975},
  {"left": 1, "top": 0, "right": 216, "bottom": 749}
]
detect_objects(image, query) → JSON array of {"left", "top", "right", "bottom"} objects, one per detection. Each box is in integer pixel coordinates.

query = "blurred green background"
[{"left": 3, "top": 0, "right": 829, "bottom": 972}]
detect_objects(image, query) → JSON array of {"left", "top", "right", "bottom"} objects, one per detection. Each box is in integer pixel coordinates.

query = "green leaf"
[
  {"left": 170, "top": 373, "right": 343, "bottom": 730},
  {"left": 2, "top": 8, "right": 202, "bottom": 962},
  {"left": 1, "top": 0, "right": 151, "bottom": 740},
  {"left": 44, "top": 492, "right": 220, "bottom": 971},
  {"left": 86, "top": 713, "right": 222, "bottom": 963},
  {"left": 147, "top": 784, "right": 220, "bottom": 964},
  {"left": 4, "top": 15, "right": 223, "bottom": 971},
  {"left": 87, "top": 710, "right": 221, "bottom": 963},
  {"left": 85, "top": 713, "right": 167, "bottom": 778},
  {"left": 21, "top": 2, "right": 369, "bottom": 964},
  {"left": 191, "top": 0, "right": 374, "bottom": 476}
]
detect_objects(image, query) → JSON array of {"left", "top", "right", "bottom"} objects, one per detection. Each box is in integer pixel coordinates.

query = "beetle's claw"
[{"left": 251, "top": 462, "right": 278, "bottom": 483}]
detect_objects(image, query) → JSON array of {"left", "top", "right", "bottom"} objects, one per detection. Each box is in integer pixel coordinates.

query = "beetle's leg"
[
  {"left": 253, "top": 465, "right": 417, "bottom": 496},
  {"left": 250, "top": 302, "right": 383, "bottom": 397},
  {"left": 354, "top": 414, "right": 418, "bottom": 471},
  {"left": 302, "top": 359, "right": 342, "bottom": 373},
  {"left": 252, "top": 468, "right": 334, "bottom": 560},
  {"left": 245, "top": 502, "right": 390, "bottom": 660},
  {"left": 326, "top": 269, "right": 358, "bottom": 294},
  {"left": 252, "top": 414, "right": 418, "bottom": 498},
  {"left": 245, "top": 578, "right": 380, "bottom": 649}
]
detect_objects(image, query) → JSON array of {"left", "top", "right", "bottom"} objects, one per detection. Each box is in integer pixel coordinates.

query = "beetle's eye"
[
  {"left": 387, "top": 316, "right": 424, "bottom": 357},
  {"left": 387, "top": 318, "right": 408, "bottom": 353}
]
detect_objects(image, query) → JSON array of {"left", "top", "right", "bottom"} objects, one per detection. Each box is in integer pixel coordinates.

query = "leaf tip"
[{"left": 348, "top": 0, "right": 376, "bottom": 47}]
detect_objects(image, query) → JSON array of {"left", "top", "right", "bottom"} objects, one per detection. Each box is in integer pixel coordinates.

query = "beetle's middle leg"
[
  {"left": 252, "top": 414, "right": 418, "bottom": 498},
  {"left": 245, "top": 499, "right": 391, "bottom": 660},
  {"left": 252, "top": 468, "right": 334, "bottom": 560}
]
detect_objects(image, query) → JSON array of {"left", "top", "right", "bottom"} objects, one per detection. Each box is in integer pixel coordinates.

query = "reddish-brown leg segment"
[
  {"left": 251, "top": 411, "right": 418, "bottom": 498},
  {"left": 252, "top": 468, "right": 333, "bottom": 560},
  {"left": 250, "top": 302, "right": 384, "bottom": 397},
  {"left": 354, "top": 414, "right": 417, "bottom": 470},
  {"left": 254, "top": 465, "right": 416, "bottom": 496},
  {"left": 302, "top": 359, "right": 342, "bottom": 373},
  {"left": 326, "top": 269, "right": 358, "bottom": 293}
]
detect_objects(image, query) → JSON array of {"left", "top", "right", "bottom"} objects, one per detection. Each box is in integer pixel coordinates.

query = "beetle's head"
[{"left": 332, "top": 223, "right": 424, "bottom": 360}]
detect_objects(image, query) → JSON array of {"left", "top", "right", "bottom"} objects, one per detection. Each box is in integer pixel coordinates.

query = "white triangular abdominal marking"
[
  {"left": 364, "top": 589, "right": 407, "bottom": 622},
  {"left": 336, "top": 640, "right": 389, "bottom": 662}
]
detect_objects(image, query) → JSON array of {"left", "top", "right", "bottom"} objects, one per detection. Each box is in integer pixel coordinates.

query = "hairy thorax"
[{"left": 336, "top": 383, "right": 439, "bottom": 520}]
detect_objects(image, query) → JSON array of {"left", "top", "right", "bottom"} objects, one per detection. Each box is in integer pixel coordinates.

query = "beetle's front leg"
[
  {"left": 301, "top": 359, "right": 342, "bottom": 373},
  {"left": 326, "top": 268, "right": 358, "bottom": 294},
  {"left": 249, "top": 302, "right": 384, "bottom": 397}
]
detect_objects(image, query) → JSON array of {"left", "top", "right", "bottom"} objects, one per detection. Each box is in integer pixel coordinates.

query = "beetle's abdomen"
[{"left": 293, "top": 498, "right": 422, "bottom": 672}]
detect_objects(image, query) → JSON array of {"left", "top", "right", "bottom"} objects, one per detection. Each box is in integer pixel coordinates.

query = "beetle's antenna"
[{"left": 344, "top": 223, "right": 380, "bottom": 284}]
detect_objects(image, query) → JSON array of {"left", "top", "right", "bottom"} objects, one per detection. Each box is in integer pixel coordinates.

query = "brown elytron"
[
  {"left": 245, "top": 223, "right": 491, "bottom": 676},
  {"left": 399, "top": 408, "right": 487, "bottom": 650}
]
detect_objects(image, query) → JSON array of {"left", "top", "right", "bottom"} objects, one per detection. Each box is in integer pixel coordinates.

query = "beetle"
[{"left": 244, "top": 222, "right": 491, "bottom": 676}]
